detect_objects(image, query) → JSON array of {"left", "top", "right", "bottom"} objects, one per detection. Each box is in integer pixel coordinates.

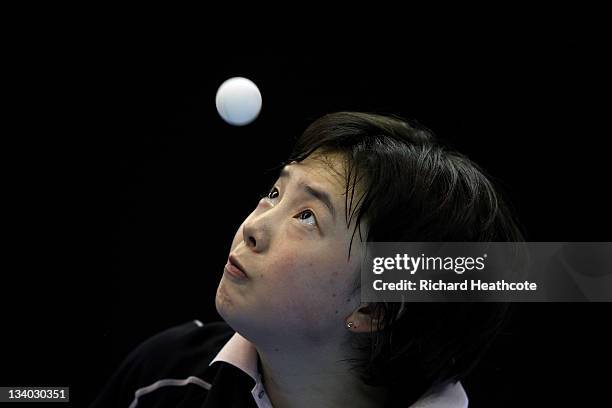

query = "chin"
[{"left": 215, "top": 281, "right": 233, "bottom": 318}]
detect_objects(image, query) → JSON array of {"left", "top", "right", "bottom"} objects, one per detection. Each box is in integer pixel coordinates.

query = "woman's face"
[{"left": 215, "top": 152, "right": 365, "bottom": 346}]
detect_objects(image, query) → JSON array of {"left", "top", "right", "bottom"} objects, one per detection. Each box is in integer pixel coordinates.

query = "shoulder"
[
  {"left": 90, "top": 320, "right": 234, "bottom": 407},
  {"left": 133, "top": 320, "right": 233, "bottom": 359},
  {"left": 126, "top": 320, "right": 234, "bottom": 377}
]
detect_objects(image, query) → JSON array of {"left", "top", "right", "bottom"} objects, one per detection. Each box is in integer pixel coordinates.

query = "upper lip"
[{"left": 228, "top": 254, "right": 249, "bottom": 277}]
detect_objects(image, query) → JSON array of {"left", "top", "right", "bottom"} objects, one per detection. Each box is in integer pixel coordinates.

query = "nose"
[{"left": 242, "top": 212, "right": 270, "bottom": 253}]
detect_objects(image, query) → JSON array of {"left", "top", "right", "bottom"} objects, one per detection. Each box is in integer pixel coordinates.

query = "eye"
[
  {"left": 296, "top": 209, "right": 318, "bottom": 227},
  {"left": 266, "top": 187, "right": 279, "bottom": 200}
]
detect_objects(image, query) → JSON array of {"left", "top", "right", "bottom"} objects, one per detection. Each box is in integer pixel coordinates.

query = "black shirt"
[{"left": 91, "top": 320, "right": 261, "bottom": 408}]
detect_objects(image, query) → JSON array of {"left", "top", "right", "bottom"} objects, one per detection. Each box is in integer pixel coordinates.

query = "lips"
[{"left": 227, "top": 255, "right": 249, "bottom": 279}]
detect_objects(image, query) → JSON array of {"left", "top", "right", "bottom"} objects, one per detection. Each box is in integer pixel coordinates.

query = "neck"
[{"left": 256, "top": 340, "right": 388, "bottom": 408}]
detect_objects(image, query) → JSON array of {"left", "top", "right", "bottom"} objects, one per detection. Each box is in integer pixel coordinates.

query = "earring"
[{"left": 347, "top": 321, "right": 355, "bottom": 329}]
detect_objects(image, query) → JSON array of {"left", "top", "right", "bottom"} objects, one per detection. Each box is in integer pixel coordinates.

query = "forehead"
[{"left": 283, "top": 152, "right": 347, "bottom": 194}]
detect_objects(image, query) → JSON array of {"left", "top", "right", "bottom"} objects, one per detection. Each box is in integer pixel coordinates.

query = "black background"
[{"left": 1, "top": 28, "right": 610, "bottom": 407}]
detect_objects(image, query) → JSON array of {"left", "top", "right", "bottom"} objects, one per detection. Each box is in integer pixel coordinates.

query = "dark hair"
[{"left": 283, "top": 112, "right": 525, "bottom": 404}]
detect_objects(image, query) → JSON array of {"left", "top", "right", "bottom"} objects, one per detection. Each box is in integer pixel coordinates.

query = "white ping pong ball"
[{"left": 215, "top": 77, "right": 262, "bottom": 126}]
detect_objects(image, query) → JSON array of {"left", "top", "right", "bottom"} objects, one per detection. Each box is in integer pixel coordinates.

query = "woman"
[{"left": 92, "top": 112, "right": 524, "bottom": 407}]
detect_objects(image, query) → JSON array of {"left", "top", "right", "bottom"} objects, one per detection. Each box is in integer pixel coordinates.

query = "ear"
[{"left": 346, "top": 303, "right": 383, "bottom": 333}]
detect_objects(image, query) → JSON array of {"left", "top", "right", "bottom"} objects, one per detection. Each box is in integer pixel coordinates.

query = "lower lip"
[{"left": 224, "top": 261, "right": 248, "bottom": 280}]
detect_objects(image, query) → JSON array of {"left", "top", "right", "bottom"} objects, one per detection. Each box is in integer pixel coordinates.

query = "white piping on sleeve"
[{"left": 128, "top": 376, "right": 212, "bottom": 408}]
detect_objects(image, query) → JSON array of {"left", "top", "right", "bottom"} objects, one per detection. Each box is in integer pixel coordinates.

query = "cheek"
[
  {"left": 262, "top": 252, "right": 354, "bottom": 323},
  {"left": 230, "top": 223, "right": 244, "bottom": 251}
]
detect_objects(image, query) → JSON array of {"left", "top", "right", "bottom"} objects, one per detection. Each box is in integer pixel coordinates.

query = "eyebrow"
[{"left": 279, "top": 167, "right": 336, "bottom": 221}]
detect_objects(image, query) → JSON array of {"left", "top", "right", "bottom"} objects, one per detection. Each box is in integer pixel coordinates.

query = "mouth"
[{"left": 226, "top": 254, "right": 249, "bottom": 279}]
